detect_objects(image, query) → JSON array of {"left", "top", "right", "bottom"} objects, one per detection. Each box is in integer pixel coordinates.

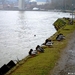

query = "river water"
[{"left": 0, "top": 11, "right": 71, "bottom": 67}]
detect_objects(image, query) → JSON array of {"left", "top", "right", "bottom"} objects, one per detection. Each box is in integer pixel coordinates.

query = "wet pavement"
[
  {"left": 50, "top": 31, "right": 75, "bottom": 75},
  {"left": 59, "top": 45, "right": 75, "bottom": 75}
]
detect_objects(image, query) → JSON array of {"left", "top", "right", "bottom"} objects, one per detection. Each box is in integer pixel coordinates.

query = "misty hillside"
[
  {"left": 7, "top": 0, "right": 17, "bottom": 2},
  {"left": 37, "top": 0, "right": 47, "bottom": 2}
]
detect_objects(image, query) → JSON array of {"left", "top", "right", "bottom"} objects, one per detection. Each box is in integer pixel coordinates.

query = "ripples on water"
[{"left": 0, "top": 11, "right": 71, "bottom": 67}]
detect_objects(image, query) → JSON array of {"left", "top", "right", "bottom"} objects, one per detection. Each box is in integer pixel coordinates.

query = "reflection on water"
[{"left": 0, "top": 11, "right": 71, "bottom": 67}]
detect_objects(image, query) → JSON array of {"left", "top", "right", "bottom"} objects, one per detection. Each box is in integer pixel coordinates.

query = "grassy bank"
[{"left": 6, "top": 18, "right": 75, "bottom": 75}]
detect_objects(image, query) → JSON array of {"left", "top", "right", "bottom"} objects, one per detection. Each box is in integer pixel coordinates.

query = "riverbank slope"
[{"left": 6, "top": 18, "right": 75, "bottom": 75}]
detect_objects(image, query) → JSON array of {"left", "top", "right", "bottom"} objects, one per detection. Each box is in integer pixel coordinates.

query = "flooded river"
[{"left": 0, "top": 11, "right": 71, "bottom": 67}]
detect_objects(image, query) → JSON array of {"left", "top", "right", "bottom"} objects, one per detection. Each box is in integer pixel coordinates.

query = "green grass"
[
  {"left": 53, "top": 18, "right": 66, "bottom": 30},
  {"left": 6, "top": 19, "right": 75, "bottom": 75}
]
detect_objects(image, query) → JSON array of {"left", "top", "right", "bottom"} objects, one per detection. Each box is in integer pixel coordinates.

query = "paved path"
[{"left": 50, "top": 31, "right": 75, "bottom": 75}]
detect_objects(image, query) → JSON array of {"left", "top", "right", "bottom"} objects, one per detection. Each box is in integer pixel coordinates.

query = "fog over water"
[{"left": 0, "top": 11, "right": 71, "bottom": 67}]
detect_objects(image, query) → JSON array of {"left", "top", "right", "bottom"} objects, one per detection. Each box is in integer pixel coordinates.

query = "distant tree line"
[
  {"left": 50, "top": 0, "right": 75, "bottom": 10},
  {"left": 0, "top": 0, "right": 75, "bottom": 10}
]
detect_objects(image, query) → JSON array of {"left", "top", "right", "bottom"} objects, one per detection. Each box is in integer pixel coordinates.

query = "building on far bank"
[
  {"left": 37, "top": 0, "right": 51, "bottom": 5},
  {"left": 18, "top": 0, "right": 25, "bottom": 10}
]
